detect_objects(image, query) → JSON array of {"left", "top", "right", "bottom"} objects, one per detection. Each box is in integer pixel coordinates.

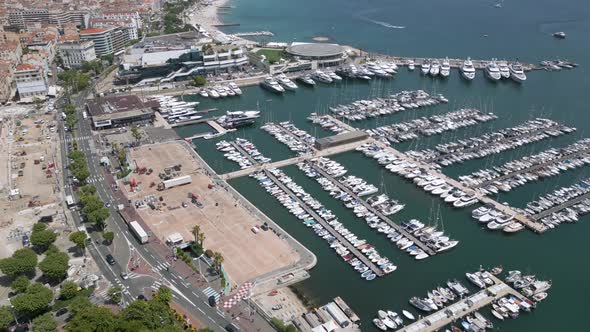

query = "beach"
[{"left": 187, "top": 0, "right": 230, "bottom": 32}]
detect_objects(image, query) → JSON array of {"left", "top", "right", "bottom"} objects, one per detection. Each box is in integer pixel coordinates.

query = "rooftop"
[
  {"left": 286, "top": 42, "right": 345, "bottom": 58},
  {"left": 80, "top": 28, "right": 109, "bottom": 35},
  {"left": 86, "top": 95, "right": 151, "bottom": 117}
]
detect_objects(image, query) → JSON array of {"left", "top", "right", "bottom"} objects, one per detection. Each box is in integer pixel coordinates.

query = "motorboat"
[
  {"left": 312, "top": 71, "right": 333, "bottom": 83},
  {"left": 372, "top": 318, "right": 387, "bottom": 331},
  {"left": 461, "top": 57, "right": 476, "bottom": 80},
  {"left": 509, "top": 62, "right": 527, "bottom": 83},
  {"left": 498, "top": 61, "right": 510, "bottom": 79},
  {"left": 553, "top": 31, "right": 566, "bottom": 39},
  {"left": 421, "top": 60, "right": 431, "bottom": 75},
  {"left": 407, "top": 59, "right": 415, "bottom": 71},
  {"left": 466, "top": 272, "right": 486, "bottom": 288},
  {"left": 430, "top": 60, "right": 441, "bottom": 76},
  {"left": 409, "top": 297, "right": 433, "bottom": 312},
  {"left": 260, "top": 77, "right": 285, "bottom": 94},
  {"left": 297, "top": 75, "right": 316, "bottom": 86},
  {"left": 440, "top": 58, "right": 451, "bottom": 78},
  {"left": 199, "top": 89, "right": 209, "bottom": 98},
  {"left": 275, "top": 74, "right": 298, "bottom": 90},
  {"left": 485, "top": 60, "right": 502, "bottom": 81},
  {"left": 402, "top": 310, "right": 415, "bottom": 320},
  {"left": 228, "top": 82, "right": 243, "bottom": 95}
]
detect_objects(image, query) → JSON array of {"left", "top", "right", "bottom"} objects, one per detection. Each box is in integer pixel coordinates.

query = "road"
[{"left": 57, "top": 88, "right": 259, "bottom": 331}]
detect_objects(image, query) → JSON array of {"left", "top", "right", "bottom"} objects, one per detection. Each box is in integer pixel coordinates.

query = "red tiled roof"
[
  {"left": 16, "top": 63, "right": 39, "bottom": 71},
  {"left": 80, "top": 28, "right": 108, "bottom": 34}
]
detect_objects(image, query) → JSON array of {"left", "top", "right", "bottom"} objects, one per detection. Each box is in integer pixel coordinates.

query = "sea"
[{"left": 176, "top": 0, "right": 590, "bottom": 330}]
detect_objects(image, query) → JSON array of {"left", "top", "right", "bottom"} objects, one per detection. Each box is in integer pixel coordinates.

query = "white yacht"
[
  {"left": 260, "top": 77, "right": 285, "bottom": 94},
  {"left": 509, "top": 62, "right": 527, "bottom": 83},
  {"left": 407, "top": 59, "right": 415, "bottom": 71},
  {"left": 312, "top": 71, "right": 333, "bottom": 83},
  {"left": 297, "top": 75, "right": 316, "bottom": 86},
  {"left": 275, "top": 74, "right": 298, "bottom": 90},
  {"left": 498, "top": 61, "right": 510, "bottom": 79},
  {"left": 215, "top": 85, "right": 228, "bottom": 97},
  {"left": 421, "top": 61, "right": 431, "bottom": 75},
  {"left": 430, "top": 60, "right": 441, "bottom": 76},
  {"left": 199, "top": 89, "right": 209, "bottom": 98},
  {"left": 440, "top": 58, "right": 451, "bottom": 78},
  {"left": 208, "top": 88, "right": 220, "bottom": 99},
  {"left": 461, "top": 57, "right": 476, "bottom": 80},
  {"left": 485, "top": 61, "right": 502, "bottom": 81},
  {"left": 228, "top": 82, "right": 243, "bottom": 95}
]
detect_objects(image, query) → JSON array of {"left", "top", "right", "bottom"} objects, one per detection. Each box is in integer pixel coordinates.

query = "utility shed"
[{"left": 314, "top": 131, "right": 368, "bottom": 150}]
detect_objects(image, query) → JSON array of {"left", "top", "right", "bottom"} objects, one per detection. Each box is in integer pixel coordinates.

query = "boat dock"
[
  {"left": 531, "top": 190, "right": 590, "bottom": 221},
  {"left": 333, "top": 296, "right": 360, "bottom": 323},
  {"left": 233, "top": 31, "right": 274, "bottom": 37},
  {"left": 307, "top": 162, "right": 437, "bottom": 257},
  {"left": 228, "top": 141, "right": 384, "bottom": 277},
  {"left": 325, "top": 115, "right": 548, "bottom": 233},
  {"left": 367, "top": 56, "right": 538, "bottom": 71},
  {"left": 170, "top": 116, "right": 220, "bottom": 128},
  {"left": 397, "top": 273, "right": 528, "bottom": 332}
]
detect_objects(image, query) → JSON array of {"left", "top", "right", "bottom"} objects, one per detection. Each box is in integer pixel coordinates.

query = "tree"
[
  {"left": 33, "top": 97, "right": 44, "bottom": 112},
  {"left": 130, "top": 126, "right": 142, "bottom": 143},
  {"left": 30, "top": 223, "right": 57, "bottom": 252},
  {"left": 192, "top": 75, "right": 206, "bottom": 87},
  {"left": 212, "top": 252, "right": 224, "bottom": 273},
  {"left": 10, "top": 283, "right": 53, "bottom": 318},
  {"left": 65, "top": 306, "right": 117, "bottom": 331},
  {"left": 108, "top": 286, "right": 122, "bottom": 304},
  {"left": 32, "top": 312, "right": 57, "bottom": 332},
  {"left": 67, "top": 296, "right": 92, "bottom": 316},
  {"left": 0, "top": 248, "right": 38, "bottom": 277},
  {"left": 154, "top": 286, "right": 172, "bottom": 304},
  {"left": 102, "top": 231, "right": 114, "bottom": 244},
  {"left": 197, "top": 232, "right": 205, "bottom": 248},
  {"left": 0, "top": 306, "right": 14, "bottom": 331},
  {"left": 11, "top": 275, "right": 30, "bottom": 293},
  {"left": 87, "top": 208, "right": 110, "bottom": 229},
  {"left": 69, "top": 231, "right": 87, "bottom": 255},
  {"left": 191, "top": 225, "right": 200, "bottom": 243},
  {"left": 39, "top": 251, "right": 69, "bottom": 281},
  {"left": 59, "top": 281, "right": 79, "bottom": 300}
]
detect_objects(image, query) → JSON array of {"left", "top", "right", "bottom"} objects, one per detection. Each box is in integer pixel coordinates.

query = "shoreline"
[{"left": 188, "top": 0, "right": 232, "bottom": 33}]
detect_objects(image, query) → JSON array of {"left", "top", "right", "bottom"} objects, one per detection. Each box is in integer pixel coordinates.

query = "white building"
[
  {"left": 80, "top": 27, "right": 128, "bottom": 57},
  {"left": 15, "top": 63, "right": 47, "bottom": 101},
  {"left": 58, "top": 40, "right": 97, "bottom": 68}
]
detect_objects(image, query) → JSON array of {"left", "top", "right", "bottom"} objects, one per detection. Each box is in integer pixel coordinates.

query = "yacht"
[
  {"left": 440, "top": 58, "right": 451, "bottom": 78},
  {"left": 485, "top": 61, "right": 502, "bottom": 81},
  {"left": 297, "top": 75, "right": 316, "bottom": 86},
  {"left": 228, "top": 82, "right": 243, "bottom": 95},
  {"left": 430, "top": 60, "right": 441, "bottom": 76},
  {"left": 312, "top": 71, "right": 333, "bottom": 83},
  {"left": 498, "top": 61, "right": 510, "bottom": 79},
  {"left": 275, "top": 74, "right": 298, "bottom": 90},
  {"left": 509, "top": 62, "right": 527, "bottom": 83},
  {"left": 408, "top": 59, "right": 415, "bottom": 71},
  {"left": 461, "top": 57, "right": 476, "bottom": 80},
  {"left": 216, "top": 110, "right": 261, "bottom": 129},
  {"left": 208, "top": 88, "right": 220, "bottom": 99},
  {"left": 260, "top": 77, "right": 285, "bottom": 94},
  {"left": 199, "top": 89, "right": 209, "bottom": 98},
  {"left": 421, "top": 61, "right": 431, "bottom": 75}
]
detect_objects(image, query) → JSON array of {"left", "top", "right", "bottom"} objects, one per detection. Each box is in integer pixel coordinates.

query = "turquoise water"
[{"left": 177, "top": 1, "right": 590, "bottom": 330}]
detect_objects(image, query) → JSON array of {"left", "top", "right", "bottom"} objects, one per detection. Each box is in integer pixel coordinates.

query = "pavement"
[{"left": 57, "top": 85, "right": 277, "bottom": 331}]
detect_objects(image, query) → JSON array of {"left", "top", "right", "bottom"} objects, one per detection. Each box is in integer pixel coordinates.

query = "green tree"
[
  {"left": 102, "top": 231, "right": 114, "bottom": 244},
  {"left": 30, "top": 223, "right": 57, "bottom": 252},
  {"left": 11, "top": 275, "right": 30, "bottom": 293},
  {"left": 69, "top": 231, "right": 87, "bottom": 255},
  {"left": 130, "top": 126, "right": 142, "bottom": 143},
  {"left": 67, "top": 296, "right": 92, "bottom": 316},
  {"left": 212, "top": 252, "right": 224, "bottom": 273},
  {"left": 65, "top": 306, "right": 117, "bottom": 331},
  {"left": 192, "top": 75, "right": 206, "bottom": 87},
  {"left": 32, "top": 312, "right": 57, "bottom": 332},
  {"left": 0, "top": 306, "right": 14, "bottom": 331},
  {"left": 154, "top": 286, "right": 172, "bottom": 304},
  {"left": 197, "top": 232, "right": 205, "bottom": 247},
  {"left": 0, "top": 248, "right": 38, "bottom": 277},
  {"left": 10, "top": 283, "right": 53, "bottom": 318},
  {"left": 33, "top": 97, "right": 44, "bottom": 112},
  {"left": 39, "top": 251, "right": 69, "bottom": 281},
  {"left": 87, "top": 208, "right": 110, "bottom": 229},
  {"left": 191, "top": 224, "right": 200, "bottom": 243},
  {"left": 60, "top": 281, "right": 79, "bottom": 300},
  {"left": 107, "top": 286, "right": 122, "bottom": 304}
]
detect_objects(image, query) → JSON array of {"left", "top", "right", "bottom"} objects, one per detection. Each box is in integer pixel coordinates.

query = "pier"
[
  {"left": 308, "top": 162, "right": 437, "bottom": 256},
  {"left": 368, "top": 56, "right": 538, "bottom": 71},
  {"left": 397, "top": 273, "right": 528, "bottom": 332},
  {"left": 531, "top": 191, "right": 590, "bottom": 221},
  {"left": 232, "top": 31, "right": 274, "bottom": 37},
  {"left": 170, "top": 116, "right": 220, "bottom": 128},
  {"left": 228, "top": 141, "right": 384, "bottom": 277}
]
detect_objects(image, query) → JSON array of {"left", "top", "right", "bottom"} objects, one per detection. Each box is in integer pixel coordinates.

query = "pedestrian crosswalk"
[
  {"left": 126, "top": 271, "right": 142, "bottom": 279},
  {"left": 86, "top": 175, "right": 104, "bottom": 184},
  {"left": 64, "top": 135, "right": 91, "bottom": 143},
  {"left": 203, "top": 287, "right": 221, "bottom": 302},
  {"left": 151, "top": 262, "right": 171, "bottom": 273},
  {"left": 150, "top": 280, "right": 163, "bottom": 291}
]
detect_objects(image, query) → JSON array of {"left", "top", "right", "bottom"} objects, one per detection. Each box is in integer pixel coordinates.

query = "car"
[
  {"left": 225, "top": 324, "right": 240, "bottom": 332},
  {"left": 22, "top": 235, "right": 30, "bottom": 247},
  {"left": 105, "top": 202, "right": 111, "bottom": 208},
  {"left": 120, "top": 272, "right": 129, "bottom": 280},
  {"left": 137, "top": 294, "right": 147, "bottom": 301},
  {"left": 105, "top": 254, "right": 116, "bottom": 265},
  {"left": 208, "top": 295, "right": 217, "bottom": 307},
  {"left": 55, "top": 307, "right": 68, "bottom": 317}
]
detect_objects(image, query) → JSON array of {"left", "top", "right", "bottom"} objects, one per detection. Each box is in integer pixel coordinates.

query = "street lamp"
[{"left": 10, "top": 304, "right": 19, "bottom": 325}]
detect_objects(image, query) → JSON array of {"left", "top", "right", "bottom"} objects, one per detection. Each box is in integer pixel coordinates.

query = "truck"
[
  {"left": 129, "top": 221, "right": 148, "bottom": 244},
  {"left": 157, "top": 175, "right": 192, "bottom": 191},
  {"left": 65, "top": 195, "right": 76, "bottom": 209}
]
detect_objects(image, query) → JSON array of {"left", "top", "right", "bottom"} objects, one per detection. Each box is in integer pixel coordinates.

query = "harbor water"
[{"left": 177, "top": 0, "right": 590, "bottom": 330}]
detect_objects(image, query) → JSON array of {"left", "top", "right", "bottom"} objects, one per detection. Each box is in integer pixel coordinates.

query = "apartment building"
[
  {"left": 80, "top": 27, "right": 128, "bottom": 57},
  {"left": 58, "top": 40, "right": 97, "bottom": 68}
]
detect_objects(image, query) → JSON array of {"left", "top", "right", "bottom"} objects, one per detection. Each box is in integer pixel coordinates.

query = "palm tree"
[
  {"left": 213, "top": 252, "right": 224, "bottom": 273},
  {"left": 191, "top": 225, "right": 201, "bottom": 243},
  {"left": 197, "top": 232, "right": 206, "bottom": 247}
]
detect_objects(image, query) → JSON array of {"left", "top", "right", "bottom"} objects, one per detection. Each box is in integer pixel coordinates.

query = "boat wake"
[{"left": 366, "top": 18, "right": 406, "bottom": 29}]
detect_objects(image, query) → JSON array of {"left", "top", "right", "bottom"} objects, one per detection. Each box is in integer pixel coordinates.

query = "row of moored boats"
[
  {"left": 198, "top": 83, "right": 242, "bottom": 98},
  {"left": 261, "top": 122, "right": 315, "bottom": 155},
  {"left": 151, "top": 95, "right": 201, "bottom": 124}
]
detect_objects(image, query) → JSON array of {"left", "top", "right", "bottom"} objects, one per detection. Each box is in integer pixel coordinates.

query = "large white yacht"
[
  {"left": 429, "top": 60, "right": 441, "bottom": 76},
  {"left": 460, "top": 57, "right": 476, "bottom": 80},
  {"left": 498, "top": 61, "right": 510, "bottom": 79},
  {"left": 312, "top": 70, "right": 333, "bottom": 83},
  {"left": 228, "top": 82, "right": 243, "bottom": 95},
  {"left": 440, "top": 58, "right": 451, "bottom": 78},
  {"left": 485, "top": 60, "right": 502, "bottom": 81},
  {"left": 260, "top": 77, "right": 285, "bottom": 94},
  {"left": 421, "top": 60, "right": 431, "bottom": 75},
  {"left": 509, "top": 62, "right": 527, "bottom": 83},
  {"left": 275, "top": 74, "right": 298, "bottom": 90}
]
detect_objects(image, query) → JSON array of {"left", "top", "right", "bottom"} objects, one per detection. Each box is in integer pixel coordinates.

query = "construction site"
[{"left": 118, "top": 141, "right": 302, "bottom": 287}]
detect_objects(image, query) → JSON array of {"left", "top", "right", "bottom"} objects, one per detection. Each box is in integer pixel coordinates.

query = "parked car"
[{"left": 105, "top": 254, "right": 116, "bottom": 265}]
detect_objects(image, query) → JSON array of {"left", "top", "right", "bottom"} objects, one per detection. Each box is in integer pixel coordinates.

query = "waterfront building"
[
  {"left": 58, "top": 40, "right": 97, "bottom": 68},
  {"left": 86, "top": 95, "right": 155, "bottom": 129},
  {"left": 285, "top": 42, "right": 347, "bottom": 67}
]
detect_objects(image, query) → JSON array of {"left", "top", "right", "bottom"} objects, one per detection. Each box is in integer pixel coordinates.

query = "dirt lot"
[{"left": 119, "top": 142, "right": 300, "bottom": 286}]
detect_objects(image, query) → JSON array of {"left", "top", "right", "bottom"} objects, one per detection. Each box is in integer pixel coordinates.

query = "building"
[
  {"left": 0, "top": 40, "right": 22, "bottom": 64},
  {"left": 95, "top": 10, "right": 142, "bottom": 29},
  {"left": 0, "top": 60, "right": 15, "bottom": 103},
  {"left": 86, "top": 95, "right": 155, "bottom": 129},
  {"left": 285, "top": 42, "right": 347, "bottom": 67},
  {"left": 89, "top": 18, "right": 139, "bottom": 41},
  {"left": 8, "top": 9, "right": 86, "bottom": 30},
  {"left": 58, "top": 40, "right": 97, "bottom": 68},
  {"left": 314, "top": 131, "right": 369, "bottom": 150},
  {"left": 14, "top": 63, "right": 47, "bottom": 101},
  {"left": 80, "top": 27, "right": 128, "bottom": 57}
]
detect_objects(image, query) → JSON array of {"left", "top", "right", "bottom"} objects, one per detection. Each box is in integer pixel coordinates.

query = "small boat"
[
  {"left": 553, "top": 31, "right": 566, "bottom": 39},
  {"left": 533, "top": 292, "right": 548, "bottom": 302},
  {"left": 373, "top": 318, "right": 387, "bottom": 331},
  {"left": 402, "top": 310, "right": 415, "bottom": 320},
  {"left": 491, "top": 266, "right": 503, "bottom": 275},
  {"left": 491, "top": 309, "right": 504, "bottom": 320}
]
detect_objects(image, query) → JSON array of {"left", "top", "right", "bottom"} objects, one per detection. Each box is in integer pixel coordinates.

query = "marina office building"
[{"left": 86, "top": 95, "right": 155, "bottom": 130}]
